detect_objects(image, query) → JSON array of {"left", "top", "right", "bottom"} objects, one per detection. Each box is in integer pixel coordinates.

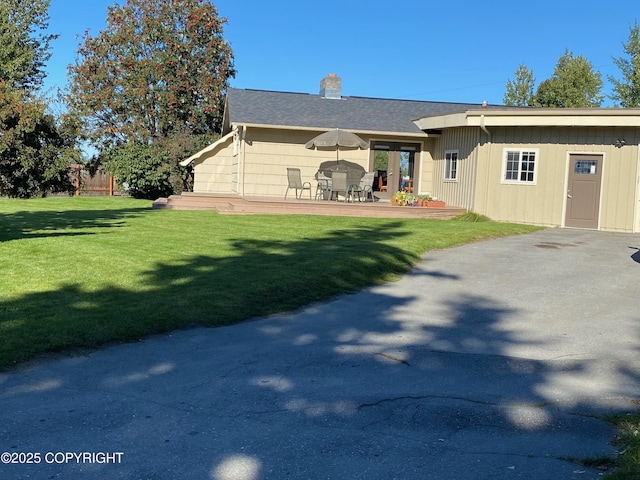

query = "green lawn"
[
  {"left": 0, "top": 197, "right": 540, "bottom": 369},
  {"left": 601, "top": 410, "right": 640, "bottom": 479}
]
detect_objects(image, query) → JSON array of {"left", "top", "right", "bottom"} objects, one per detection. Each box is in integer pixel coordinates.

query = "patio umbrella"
[
  {"left": 304, "top": 128, "right": 368, "bottom": 162},
  {"left": 316, "top": 159, "right": 366, "bottom": 180}
]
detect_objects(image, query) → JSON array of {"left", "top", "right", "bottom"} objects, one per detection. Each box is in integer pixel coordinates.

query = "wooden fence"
[{"left": 69, "top": 165, "right": 119, "bottom": 196}]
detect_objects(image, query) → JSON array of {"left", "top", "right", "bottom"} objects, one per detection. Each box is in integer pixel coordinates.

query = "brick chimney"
[{"left": 320, "top": 73, "right": 341, "bottom": 99}]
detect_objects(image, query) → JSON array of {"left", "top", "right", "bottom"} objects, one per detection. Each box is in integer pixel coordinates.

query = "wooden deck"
[{"left": 152, "top": 193, "right": 466, "bottom": 219}]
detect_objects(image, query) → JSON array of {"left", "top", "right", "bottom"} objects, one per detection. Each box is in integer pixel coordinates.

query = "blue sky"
[{"left": 44, "top": 0, "right": 639, "bottom": 107}]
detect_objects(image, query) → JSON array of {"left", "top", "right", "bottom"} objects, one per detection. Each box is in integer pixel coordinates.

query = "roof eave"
[
  {"left": 414, "top": 108, "right": 640, "bottom": 130},
  {"left": 231, "top": 122, "right": 428, "bottom": 138}
]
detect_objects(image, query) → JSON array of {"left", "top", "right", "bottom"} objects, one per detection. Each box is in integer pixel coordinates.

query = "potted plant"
[
  {"left": 417, "top": 194, "right": 431, "bottom": 206},
  {"left": 392, "top": 191, "right": 418, "bottom": 206},
  {"left": 426, "top": 195, "right": 446, "bottom": 208},
  {"left": 392, "top": 190, "right": 406, "bottom": 206}
]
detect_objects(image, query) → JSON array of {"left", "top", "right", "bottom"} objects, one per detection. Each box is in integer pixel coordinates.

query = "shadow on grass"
[
  {"left": 0, "top": 221, "right": 419, "bottom": 367},
  {"left": 0, "top": 206, "right": 147, "bottom": 242}
]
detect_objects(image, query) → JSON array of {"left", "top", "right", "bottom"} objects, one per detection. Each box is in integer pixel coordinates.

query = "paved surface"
[{"left": 1, "top": 228, "right": 639, "bottom": 480}]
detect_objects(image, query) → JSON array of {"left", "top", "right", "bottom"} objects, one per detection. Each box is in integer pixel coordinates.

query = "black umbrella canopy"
[{"left": 316, "top": 159, "right": 366, "bottom": 180}]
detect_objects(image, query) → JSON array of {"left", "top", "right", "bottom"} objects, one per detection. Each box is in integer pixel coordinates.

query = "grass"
[
  {"left": 0, "top": 196, "right": 542, "bottom": 369},
  {"left": 600, "top": 410, "right": 640, "bottom": 479}
]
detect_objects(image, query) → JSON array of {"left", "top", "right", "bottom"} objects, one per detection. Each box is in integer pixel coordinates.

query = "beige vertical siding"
[
  {"left": 473, "top": 127, "right": 639, "bottom": 232},
  {"left": 241, "top": 128, "right": 369, "bottom": 197},
  {"left": 192, "top": 135, "right": 236, "bottom": 194},
  {"left": 430, "top": 127, "right": 480, "bottom": 209},
  {"left": 193, "top": 127, "right": 429, "bottom": 198},
  {"left": 238, "top": 128, "right": 428, "bottom": 198},
  {"left": 416, "top": 148, "right": 434, "bottom": 196}
]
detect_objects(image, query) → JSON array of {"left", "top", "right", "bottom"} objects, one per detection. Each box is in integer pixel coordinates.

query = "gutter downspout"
[
  {"left": 234, "top": 125, "right": 245, "bottom": 196},
  {"left": 480, "top": 114, "right": 493, "bottom": 216},
  {"left": 635, "top": 140, "right": 640, "bottom": 232},
  {"left": 240, "top": 126, "right": 246, "bottom": 196},
  {"left": 480, "top": 114, "right": 491, "bottom": 140}
]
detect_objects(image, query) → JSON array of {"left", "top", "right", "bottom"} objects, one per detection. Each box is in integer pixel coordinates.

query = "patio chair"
[
  {"left": 354, "top": 172, "right": 375, "bottom": 202},
  {"left": 378, "top": 174, "right": 388, "bottom": 192},
  {"left": 327, "top": 171, "right": 349, "bottom": 202},
  {"left": 284, "top": 168, "right": 312, "bottom": 200},
  {"left": 315, "top": 172, "right": 332, "bottom": 200}
]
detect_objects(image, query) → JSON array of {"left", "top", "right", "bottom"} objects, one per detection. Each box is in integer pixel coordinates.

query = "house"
[{"left": 182, "top": 74, "right": 640, "bottom": 232}]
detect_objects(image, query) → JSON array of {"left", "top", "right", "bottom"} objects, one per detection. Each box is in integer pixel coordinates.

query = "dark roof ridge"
[
  {"left": 238, "top": 87, "right": 314, "bottom": 96},
  {"left": 228, "top": 86, "right": 483, "bottom": 107},
  {"left": 225, "top": 87, "right": 500, "bottom": 134}
]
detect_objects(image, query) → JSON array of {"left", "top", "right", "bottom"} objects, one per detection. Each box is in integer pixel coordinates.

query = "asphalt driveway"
[{"left": 1, "top": 228, "right": 639, "bottom": 479}]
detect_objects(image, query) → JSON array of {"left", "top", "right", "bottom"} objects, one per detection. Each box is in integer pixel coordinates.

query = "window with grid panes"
[
  {"left": 444, "top": 150, "right": 458, "bottom": 180},
  {"left": 503, "top": 149, "right": 537, "bottom": 183}
]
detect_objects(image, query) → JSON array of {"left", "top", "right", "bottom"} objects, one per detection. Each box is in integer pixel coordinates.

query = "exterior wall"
[
  {"left": 472, "top": 127, "right": 639, "bottom": 232},
  {"left": 430, "top": 127, "right": 481, "bottom": 209},
  {"left": 238, "top": 128, "right": 428, "bottom": 198},
  {"left": 240, "top": 128, "right": 368, "bottom": 197},
  {"left": 192, "top": 135, "right": 236, "bottom": 194},
  {"left": 416, "top": 147, "right": 434, "bottom": 196}
]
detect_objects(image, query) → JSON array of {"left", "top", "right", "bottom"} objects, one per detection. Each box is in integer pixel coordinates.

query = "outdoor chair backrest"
[
  {"left": 287, "top": 168, "right": 304, "bottom": 188},
  {"left": 331, "top": 171, "right": 348, "bottom": 191},
  {"left": 317, "top": 172, "right": 332, "bottom": 187},
  {"left": 360, "top": 172, "right": 374, "bottom": 189}
]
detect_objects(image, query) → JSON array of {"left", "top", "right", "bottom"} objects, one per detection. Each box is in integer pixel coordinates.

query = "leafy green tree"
[
  {"left": 504, "top": 64, "right": 535, "bottom": 106},
  {"left": 68, "top": 0, "right": 235, "bottom": 147},
  {"left": 0, "top": 83, "right": 74, "bottom": 198},
  {"left": 67, "top": 0, "right": 234, "bottom": 198},
  {"left": 533, "top": 50, "right": 603, "bottom": 107},
  {"left": 373, "top": 151, "right": 388, "bottom": 172},
  {"left": 609, "top": 20, "right": 640, "bottom": 107},
  {"left": 102, "top": 142, "right": 173, "bottom": 199},
  {"left": 0, "top": 0, "right": 57, "bottom": 92},
  {"left": 103, "top": 129, "right": 207, "bottom": 199}
]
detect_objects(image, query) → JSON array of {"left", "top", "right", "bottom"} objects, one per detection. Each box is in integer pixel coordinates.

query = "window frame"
[
  {"left": 444, "top": 150, "right": 458, "bottom": 181},
  {"left": 501, "top": 148, "right": 539, "bottom": 185}
]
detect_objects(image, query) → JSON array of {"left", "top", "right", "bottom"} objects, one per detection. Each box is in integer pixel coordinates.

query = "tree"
[
  {"left": 0, "top": 0, "right": 57, "bottom": 92},
  {"left": 102, "top": 127, "right": 202, "bottom": 198},
  {"left": 609, "top": 20, "right": 640, "bottom": 107},
  {"left": 0, "top": 83, "right": 75, "bottom": 198},
  {"left": 102, "top": 142, "right": 173, "bottom": 199},
  {"left": 533, "top": 50, "right": 603, "bottom": 108},
  {"left": 504, "top": 64, "right": 536, "bottom": 106},
  {"left": 68, "top": 0, "right": 235, "bottom": 148}
]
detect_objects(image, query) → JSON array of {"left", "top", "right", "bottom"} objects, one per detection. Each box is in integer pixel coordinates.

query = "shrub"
[{"left": 452, "top": 212, "right": 491, "bottom": 222}]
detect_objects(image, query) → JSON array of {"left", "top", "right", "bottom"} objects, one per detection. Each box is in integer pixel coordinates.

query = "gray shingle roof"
[{"left": 225, "top": 88, "right": 486, "bottom": 135}]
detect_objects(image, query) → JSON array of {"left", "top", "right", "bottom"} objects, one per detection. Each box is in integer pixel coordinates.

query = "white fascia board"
[
  {"left": 413, "top": 112, "right": 469, "bottom": 130},
  {"left": 180, "top": 131, "right": 234, "bottom": 166},
  {"left": 233, "top": 122, "right": 426, "bottom": 138},
  {"left": 414, "top": 108, "right": 640, "bottom": 130}
]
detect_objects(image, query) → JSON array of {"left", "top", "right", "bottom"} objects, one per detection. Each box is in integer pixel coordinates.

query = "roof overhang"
[
  {"left": 413, "top": 108, "right": 640, "bottom": 130},
  {"left": 229, "top": 122, "right": 428, "bottom": 138}
]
